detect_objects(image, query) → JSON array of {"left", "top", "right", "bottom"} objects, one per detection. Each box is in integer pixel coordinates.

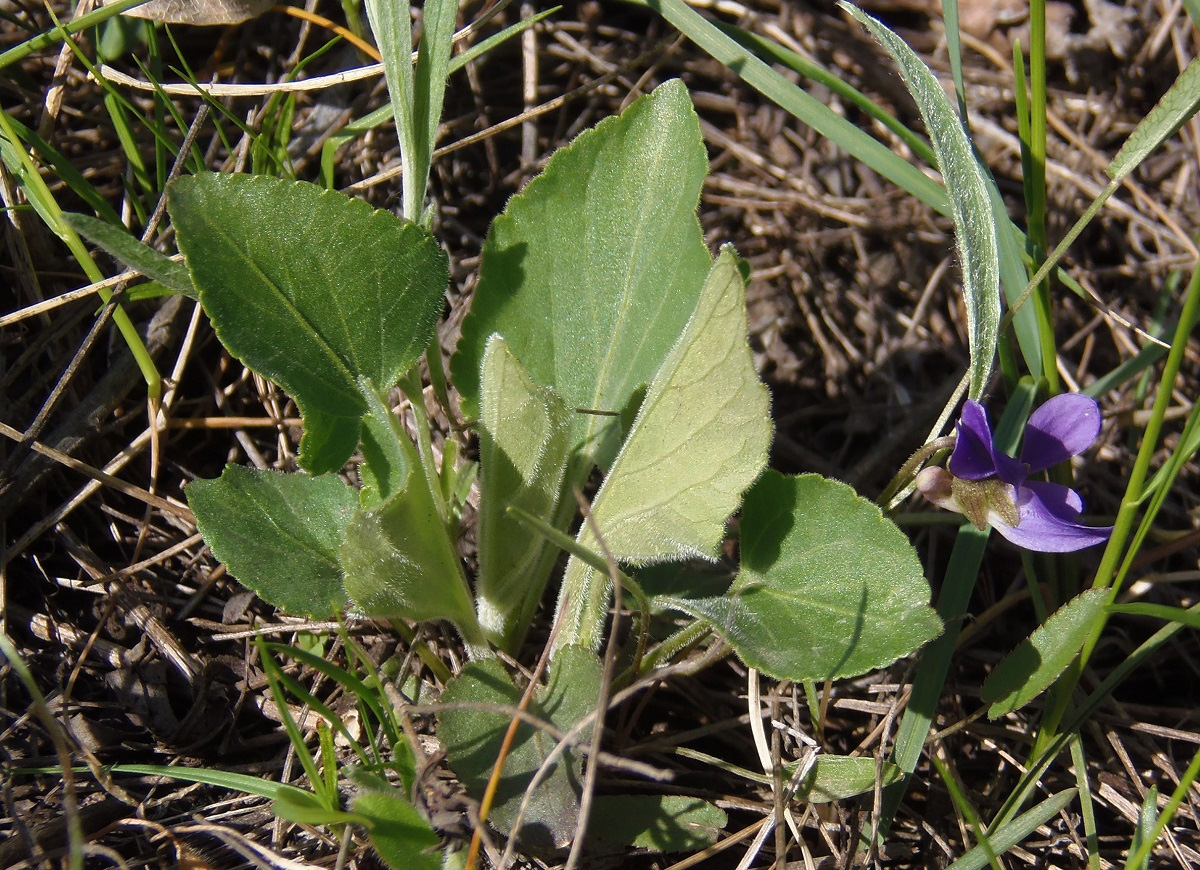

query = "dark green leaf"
[
  {"left": 588, "top": 795, "right": 726, "bottom": 851},
  {"left": 168, "top": 173, "right": 448, "bottom": 473},
  {"left": 982, "top": 588, "right": 1109, "bottom": 718},
  {"left": 353, "top": 791, "right": 441, "bottom": 870},
  {"left": 187, "top": 465, "right": 355, "bottom": 618},
  {"left": 64, "top": 212, "right": 196, "bottom": 299},
  {"left": 782, "top": 755, "right": 903, "bottom": 803}
]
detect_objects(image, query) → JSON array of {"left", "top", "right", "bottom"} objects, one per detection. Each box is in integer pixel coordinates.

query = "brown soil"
[{"left": 2, "top": 0, "right": 1199, "bottom": 867}]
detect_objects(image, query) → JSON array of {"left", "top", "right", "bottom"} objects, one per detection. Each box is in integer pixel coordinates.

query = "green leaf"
[
  {"left": 438, "top": 645, "right": 600, "bottom": 851},
  {"left": 588, "top": 795, "right": 726, "bottom": 851},
  {"left": 365, "top": 0, "right": 456, "bottom": 222},
  {"left": 781, "top": 755, "right": 903, "bottom": 803},
  {"left": 187, "top": 465, "right": 355, "bottom": 618},
  {"left": 168, "top": 173, "right": 448, "bottom": 473},
  {"left": 475, "top": 336, "right": 572, "bottom": 650},
  {"left": 452, "top": 79, "right": 712, "bottom": 475},
  {"left": 982, "top": 588, "right": 1109, "bottom": 718},
  {"left": 1109, "top": 57, "right": 1200, "bottom": 181},
  {"left": 339, "top": 471, "right": 480, "bottom": 642},
  {"left": 356, "top": 377, "right": 415, "bottom": 508},
  {"left": 669, "top": 472, "right": 941, "bottom": 682},
  {"left": 840, "top": 3, "right": 999, "bottom": 400},
  {"left": 63, "top": 212, "right": 196, "bottom": 299},
  {"left": 353, "top": 791, "right": 441, "bottom": 870},
  {"left": 556, "top": 246, "right": 772, "bottom": 653},
  {"left": 946, "top": 789, "right": 1077, "bottom": 870},
  {"left": 271, "top": 791, "right": 360, "bottom": 826}
]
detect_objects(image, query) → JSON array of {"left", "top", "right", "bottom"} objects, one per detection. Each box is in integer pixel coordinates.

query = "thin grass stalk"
[{"left": 0, "top": 109, "right": 161, "bottom": 399}]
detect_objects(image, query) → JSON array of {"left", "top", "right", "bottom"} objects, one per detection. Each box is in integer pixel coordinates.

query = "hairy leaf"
[
  {"left": 339, "top": 477, "right": 478, "bottom": 638},
  {"left": 669, "top": 472, "right": 941, "bottom": 682},
  {"left": 982, "top": 588, "right": 1109, "bottom": 718},
  {"left": 475, "top": 336, "right": 572, "bottom": 650},
  {"left": 63, "top": 213, "right": 196, "bottom": 299},
  {"left": 187, "top": 466, "right": 355, "bottom": 618},
  {"left": 169, "top": 173, "right": 447, "bottom": 473},
  {"left": 556, "top": 247, "right": 771, "bottom": 653},
  {"left": 841, "top": 3, "right": 999, "bottom": 400},
  {"left": 452, "top": 79, "right": 712, "bottom": 475}
]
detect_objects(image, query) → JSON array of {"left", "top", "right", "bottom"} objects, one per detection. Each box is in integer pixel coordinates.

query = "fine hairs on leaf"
[
  {"left": 168, "top": 172, "right": 449, "bottom": 474},
  {"left": 839, "top": 2, "right": 999, "bottom": 400}
]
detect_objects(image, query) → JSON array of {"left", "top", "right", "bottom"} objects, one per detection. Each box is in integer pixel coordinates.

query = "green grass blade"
[
  {"left": 0, "top": 108, "right": 160, "bottom": 398},
  {"left": 628, "top": 0, "right": 948, "bottom": 214},
  {"left": 940, "top": 0, "right": 967, "bottom": 119},
  {"left": 365, "top": 0, "right": 416, "bottom": 215},
  {"left": 63, "top": 213, "right": 196, "bottom": 298},
  {"left": 0, "top": 0, "right": 149, "bottom": 70},
  {"left": 947, "top": 789, "right": 1078, "bottom": 870},
  {"left": 320, "top": 9, "right": 559, "bottom": 188},
  {"left": 1109, "top": 57, "right": 1200, "bottom": 182},
  {"left": 1069, "top": 736, "right": 1101, "bottom": 870},
  {"left": 840, "top": 3, "right": 998, "bottom": 399},
  {"left": 712, "top": 22, "right": 934, "bottom": 164},
  {"left": 409, "top": 0, "right": 458, "bottom": 222}
]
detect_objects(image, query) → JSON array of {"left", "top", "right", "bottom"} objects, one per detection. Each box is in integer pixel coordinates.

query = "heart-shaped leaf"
[
  {"left": 187, "top": 465, "right": 356, "bottom": 618},
  {"left": 667, "top": 471, "right": 941, "bottom": 682},
  {"left": 169, "top": 173, "right": 448, "bottom": 473}
]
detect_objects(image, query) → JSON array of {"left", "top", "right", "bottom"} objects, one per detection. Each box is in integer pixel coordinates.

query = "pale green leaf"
[
  {"left": 588, "top": 795, "right": 726, "bottom": 851},
  {"left": 782, "top": 755, "right": 903, "bottom": 803},
  {"left": 452, "top": 79, "right": 712, "bottom": 476},
  {"left": 438, "top": 645, "right": 600, "bottom": 851},
  {"left": 339, "top": 476, "right": 479, "bottom": 639},
  {"left": 1109, "top": 57, "right": 1200, "bottom": 181},
  {"left": 556, "top": 247, "right": 771, "bottom": 653},
  {"left": 186, "top": 465, "right": 355, "bottom": 618},
  {"left": 63, "top": 213, "right": 196, "bottom": 299},
  {"left": 669, "top": 471, "right": 941, "bottom": 682},
  {"left": 840, "top": 2, "right": 999, "bottom": 399},
  {"left": 475, "top": 336, "right": 572, "bottom": 650},
  {"left": 982, "top": 588, "right": 1109, "bottom": 718},
  {"left": 352, "top": 791, "right": 441, "bottom": 870},
  {"left": 168, "top": 173, "right": 448, "bottom": 474}
]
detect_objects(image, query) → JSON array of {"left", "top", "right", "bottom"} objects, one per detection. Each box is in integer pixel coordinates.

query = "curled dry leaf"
[{"left": 103, "top": 0, "right": 272, "bottom": 25}]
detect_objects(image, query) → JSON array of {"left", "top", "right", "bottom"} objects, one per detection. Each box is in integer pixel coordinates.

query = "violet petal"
[
  {"left": 1020, "top": 394, "right": 1103, "bottom": 472},
  {"left": 949, "top": 401, "right": 997, "bottom": 480},
  {"left": 990, "top": 481, "right": 1111, "bottom": 552}
]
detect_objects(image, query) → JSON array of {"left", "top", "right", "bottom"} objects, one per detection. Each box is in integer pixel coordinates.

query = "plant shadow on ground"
[{"left": 2, "top": 0, "right": 1200, "bottom": 866}]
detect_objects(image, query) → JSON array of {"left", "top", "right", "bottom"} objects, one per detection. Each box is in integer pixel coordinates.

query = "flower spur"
[{"left": 916, "top": 394, "right": 1113, "bottom": 552}]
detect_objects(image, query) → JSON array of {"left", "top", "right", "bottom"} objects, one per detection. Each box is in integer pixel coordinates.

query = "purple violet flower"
[{"left": 915, "top": 394, "right": 1113, "bottom": 552}]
